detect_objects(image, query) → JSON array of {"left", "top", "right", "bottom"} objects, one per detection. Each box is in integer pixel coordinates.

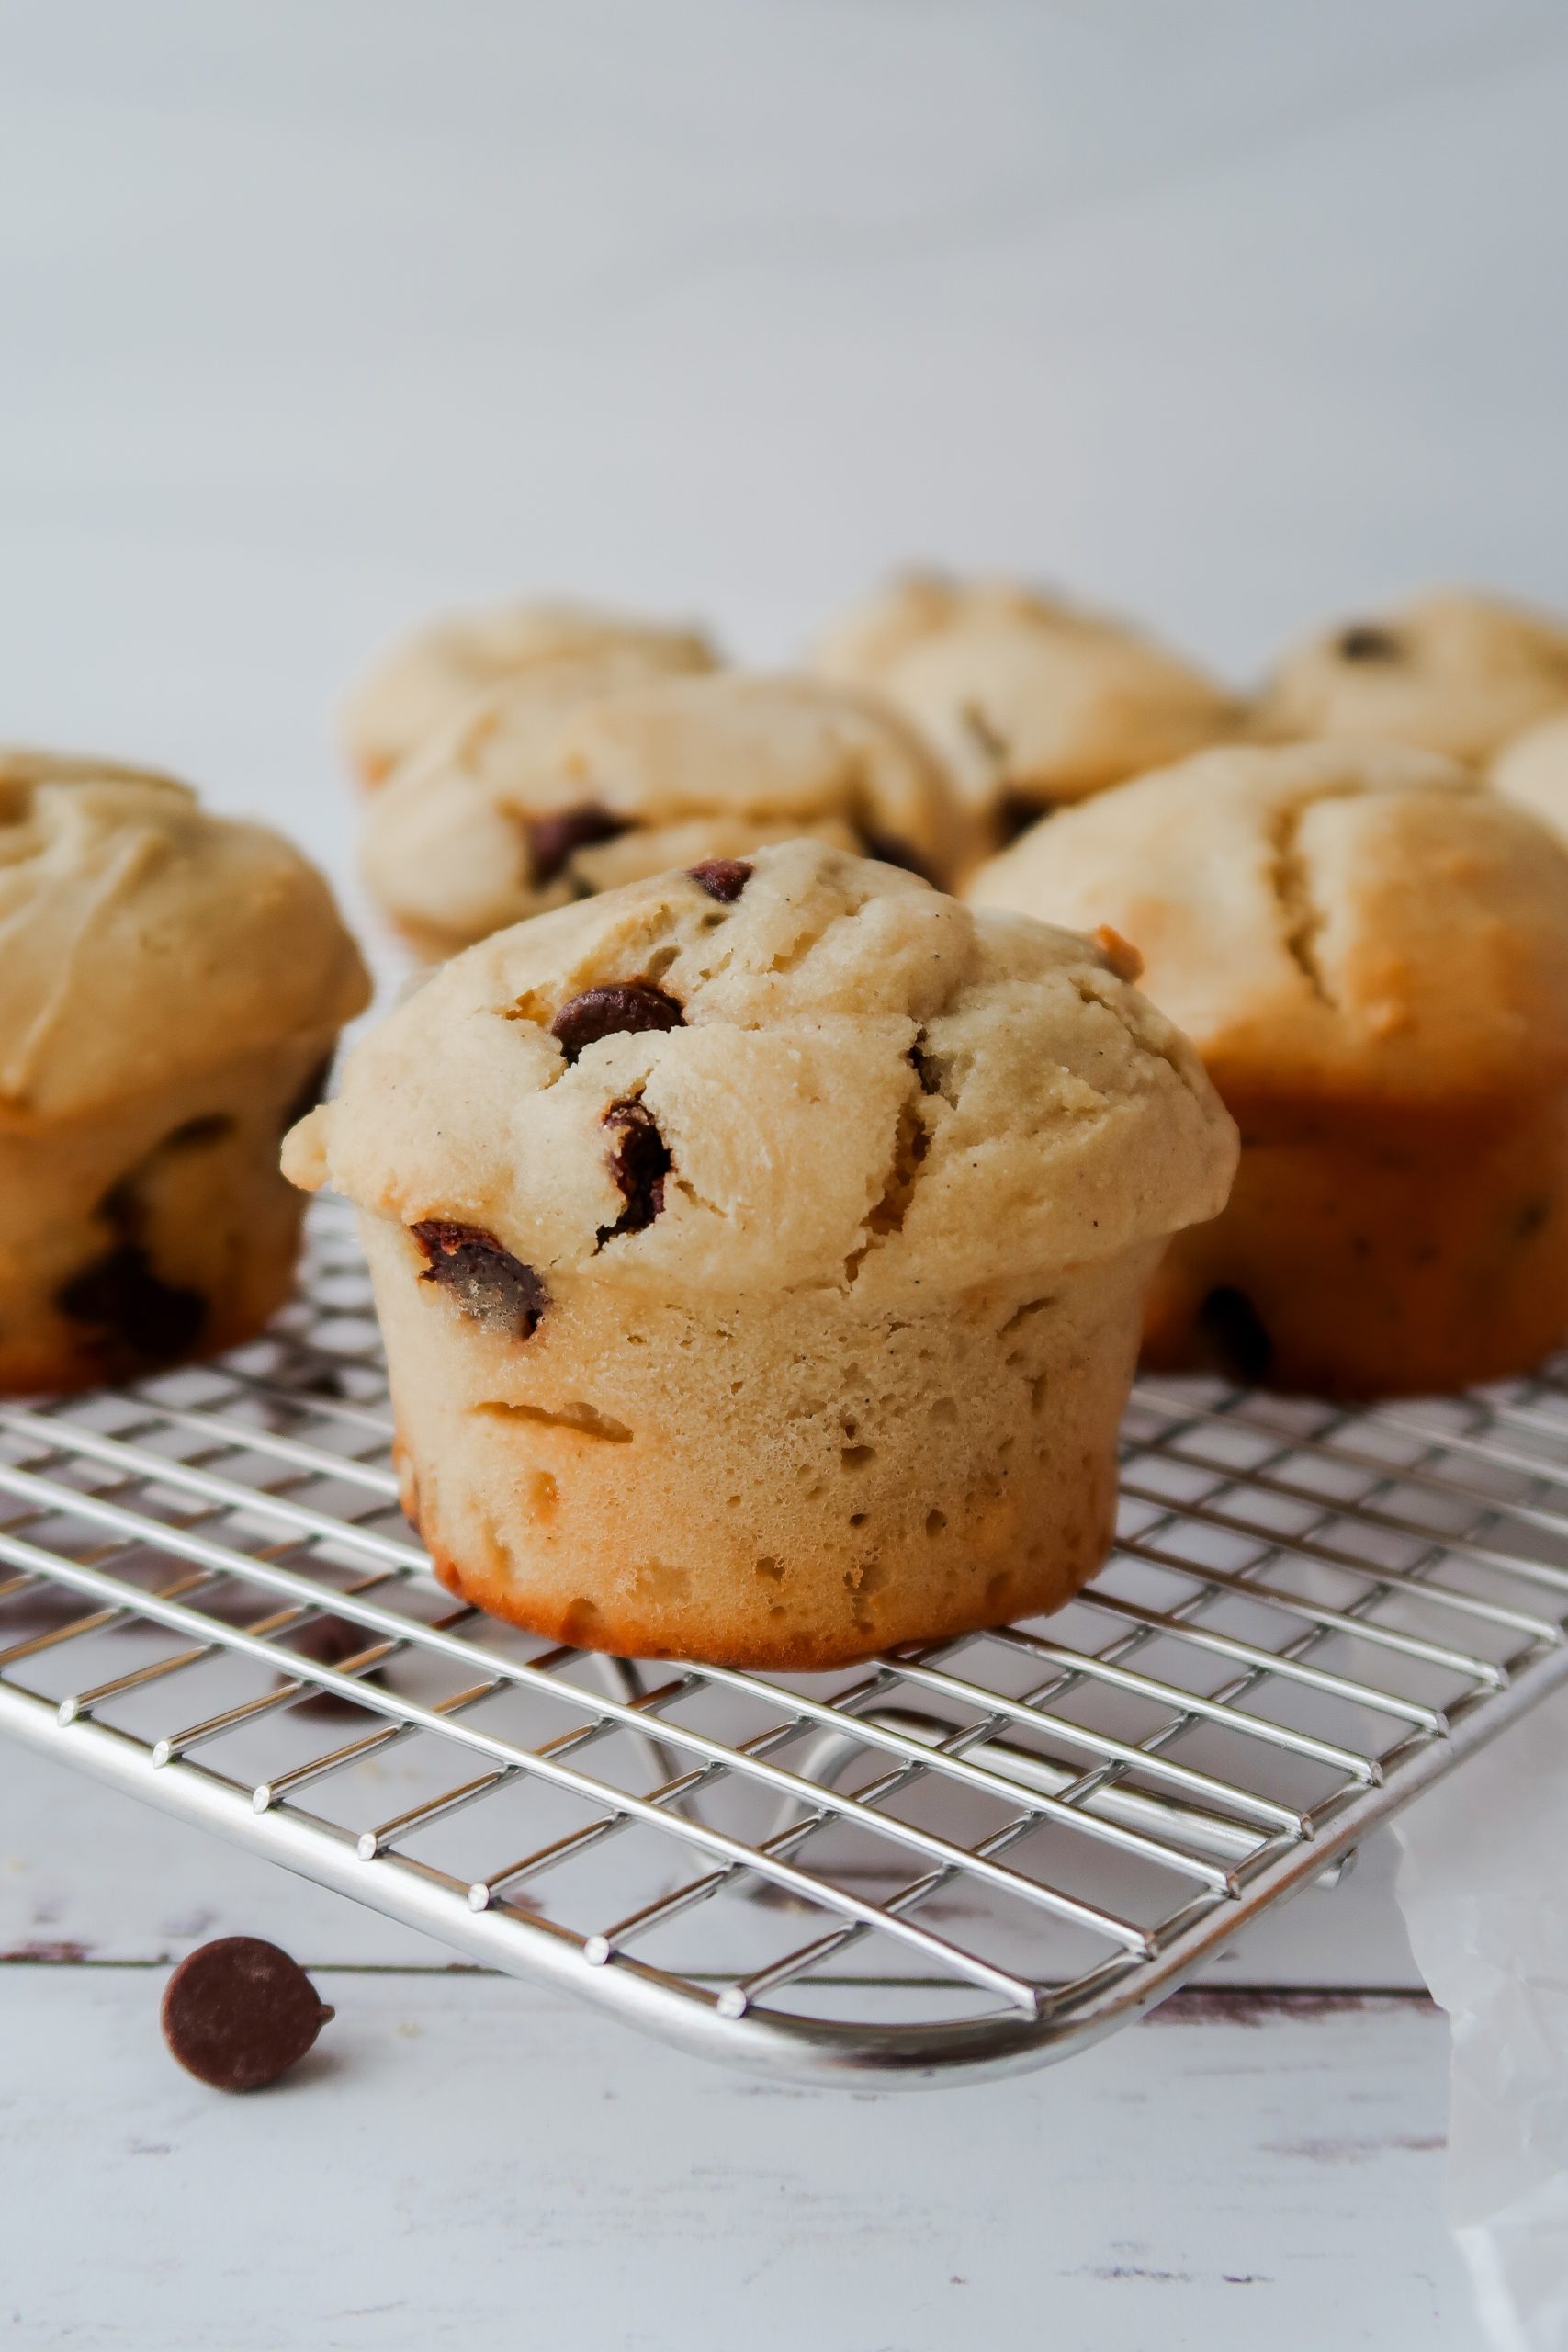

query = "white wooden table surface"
[{"left": 6, "top": 3, "right": 1568, "bottom": 2343}]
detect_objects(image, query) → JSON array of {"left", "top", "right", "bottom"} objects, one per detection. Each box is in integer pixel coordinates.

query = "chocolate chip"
[
  {"left": 411, "top": 1220, "right": 548, "bottom": 1338},
  {"left": 598, "top": 1099, "right": 671, "bottom": 1243},
  {"left": 1197, "top": 1286, "right": 1274, "bottom": 1385},
  {"left": 858, "top": 832, "right": 936, "bottom": 886},
  {"left": 689, "top": 858, "right": 751, "bottom": 902},
  {"left": 551, "top": 982, "right": 685, "bottom": 1063},
  {"left": 56, "top": 1244, "right": 207, "bottom": 1367},
  {"left": 1335, "top": 624, "right": 1403, "bottom": 662},
  {"left": 526, "top": 803, "right": 632, "bottom": 888},
  {"left": 282, "top": 1056, "right": 334, "bottom": 1136},
  {"left": 994, "top": 790, "right": 1055, "bottom": 850},
  {"left": 909, "top": 1037, "right": 943, "bottom": 1096},
  {"left": 161, "top": 1936, "right": 333, "bottom": 2093}
]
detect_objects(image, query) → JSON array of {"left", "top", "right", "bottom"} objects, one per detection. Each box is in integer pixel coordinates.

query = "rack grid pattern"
[{"left": 4, "top": 1200, "right": 1567, "bottom": 2086}]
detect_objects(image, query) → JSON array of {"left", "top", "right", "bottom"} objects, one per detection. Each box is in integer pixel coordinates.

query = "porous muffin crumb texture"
[{"left": 291, "top": 842, "right": 1235, "bottom": 1665}]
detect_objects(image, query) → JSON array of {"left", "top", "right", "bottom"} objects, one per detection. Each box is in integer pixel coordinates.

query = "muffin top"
[
  {"left": 967, "top": 741, "right": 1568, "bottom": 1117},
  {"left": 340, "top": 601, "right": 720, "bottom": 784},
  {"left": 361, "top": 670, "right": 974, "bottom": 958},
  {"left": 1257, "top": 589, "right": 1568, "bottom": 767},
  {"left": 1492, "top": 709, "right": 1568, "bottom": 845},
  {"left": 812, "top": 571, "right": 1241, "bottom": 834},
  {"left": 288, "top": 839, "right": 1235, "bottom": 1298},
  {"left": 0, "top": 752, "right": 370, "bottom": 1125}
]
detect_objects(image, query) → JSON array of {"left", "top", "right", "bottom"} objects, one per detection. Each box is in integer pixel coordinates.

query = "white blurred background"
[{"left": 2, "top": 0, "right": 1565, "bottom": 888}]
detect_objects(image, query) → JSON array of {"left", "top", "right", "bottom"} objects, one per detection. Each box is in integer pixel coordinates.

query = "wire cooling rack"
[{"left": 4, "top": 1199, "right": 1568, "bottom": 2088}]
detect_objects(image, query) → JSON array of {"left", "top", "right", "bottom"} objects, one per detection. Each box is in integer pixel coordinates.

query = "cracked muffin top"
[
  {"left": 811, "top": 571, "right": 1243, "bottom": 834},
  {"left": 966, "top": 741, "right": 1568, "bottom": 1116},
  {"left": 340, "top": 601, "right": 721, "bottom": 785},
  {"left": 1257, "top": 589, "right": 1568, "bottom": 768},
  {"left": 0, "top": 752, "right": 370, "bottom": 1126},
  {"left": 287, "top": 839, "right": 1235, "bottom": 1297},
  {"left": 360, "top": 670, "right": 975, "bottom": 957}
]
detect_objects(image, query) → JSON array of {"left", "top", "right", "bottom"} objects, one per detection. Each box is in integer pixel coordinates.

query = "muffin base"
[
  {"left": 1145, "top": 1097, "right": 1568, "bottom": 1397},
  {"left": 365, "top": 1216, "right": 1156, "bottom": 1669},
  {"left": 0, "top": 1035, "right": 340, "bottom": 1396}
]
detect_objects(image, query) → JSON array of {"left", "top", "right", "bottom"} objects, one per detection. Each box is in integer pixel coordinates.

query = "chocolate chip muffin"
[
  {"left": 360, "top": 670, "right": 974, "bottom": 961},
  {"left": 287, "top": 841, "right": 1235, "bottom": 1668},
  {"left": 811, "top": 571, "right": 1243, "bottom": 852},
  {"left": 1492, "top": 709, "right": 1568, "bottom": 847},
  {"left": 340, "top": 601, "right": 720, "bottom": 786},
  {"left": 0, "top": 752, "right": 369, "bottom": 1393},
  {"left": 1257, "top": 589, "right": 1568, "bottom": 767},
  {"left": 969, "top": 741, "right": 1568, "bottom": 1396}
]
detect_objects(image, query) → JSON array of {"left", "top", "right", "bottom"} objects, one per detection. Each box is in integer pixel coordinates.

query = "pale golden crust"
[
  {"left": 360, "top": 671, "right": 976, "bottom": 958},
  {"left": 340, "top": 604, "right": 720, "bottom": 785},
  {"left": 1257, "top": 589, "right": 1568, "bottom": 766},
  {"left": 294, "top": 840, "right": 1237, "bottom": 1297},
  {"left": 1492, "top": 710, "right": 1568, "bottom": 847},
  {"left": 966, "top": 741, "right": 1568, "bottom": 1119},
  {"left": 0, "top": 752, "right": 369, "bottom": 1127},
  {"left": 812, "top": 572, "right": 1242, "bottom": 833},
  {"left": 0, "top": 751, "right": 368, "bottom": 1394},
  {"left": 374, "top": 1231, "right": 1144, "bottom": 1669},
  {"left": 290, "top": 842, "right": 1236, "bottom": 1665},
  {"left": 1145, "top": 1100, "right": 1568, "bottom": 1398}
]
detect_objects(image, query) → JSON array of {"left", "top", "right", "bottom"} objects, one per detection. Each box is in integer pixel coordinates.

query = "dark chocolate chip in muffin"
[
  {"left": 57, "top": 1243, "right": 208, "bottom": 1366},
  {"left": 551, "top": 982, "right": 685, "bottom": 1063},
  {"left": 161, "top": 1936, "right": 333, "bottom": 2093},
  {"left": 1197, "top": 1285, "right": 1274, "bottom": 1385},
  {"left": 412, "top": 1220, "right": 548, "bottom": 1338},
  {"left": 688, "top": 858, "right": 752, "bottom": 902},
  {"left": 858, "top": 831, "right": 936, "bottom": 886},
  {"left": 1335, "top": 624, "right": 1404, "bottom": 663},
  {"left": 598, "top": 1099, "right": 672, "bottom": 1243},
  {"left": 994, "top": 790, "right": 1055, "bottom": 850},
  {"left": 526, "top": 802, "right": 632, "bottom": 888}
]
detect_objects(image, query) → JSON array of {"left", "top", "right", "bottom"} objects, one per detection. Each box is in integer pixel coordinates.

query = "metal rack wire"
[{"left": 4, "top": 1198, "right": 1567, "bottom": 2086}]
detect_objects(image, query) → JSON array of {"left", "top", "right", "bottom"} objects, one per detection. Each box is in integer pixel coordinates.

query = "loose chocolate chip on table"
[
  {"left": 551, "top": 981, "right": 685, "bottom": 1063},
  {"left": 526, "top": 802, "right": 632, "bottom": 888},
  {"left": 598, "top": 1099, "right": 671, "bottom": 1243},
  {"left": 160, "top": 1936, "right": 333, "bottom": 2093},
  {"left": 858, "top": 832, "right": 936, "bottom": 885},
  {"left": 1197, "top": 1285, "right": 1274, "bottom": 1386},
  {"left": 411, "top": 1220, "right": 549, "bottom": 1338},
  {"left": 688, "top": 857, "right": 752, "bottom": 902},
  {"left": 56, "top": 1243, "right": 207, "bottom": 1366},
  {"left": 994, "top": 791, "right": 1055, "bottom": 850},
  {"left": 1335, "top": 624, "right": 1403, "bottom": 662}
]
